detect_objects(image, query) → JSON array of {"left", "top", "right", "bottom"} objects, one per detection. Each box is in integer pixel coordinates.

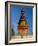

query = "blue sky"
[{"left": 10, "top": 5, "right": 33, "bottom": 34}]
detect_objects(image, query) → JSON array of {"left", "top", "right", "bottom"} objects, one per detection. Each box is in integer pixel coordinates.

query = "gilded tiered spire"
[{"left": 18, "top": 9, "right": 28, "bottom": 38}]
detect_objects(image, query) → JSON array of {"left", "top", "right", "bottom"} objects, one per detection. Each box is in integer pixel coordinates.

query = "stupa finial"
[{"left": 21, "top": 8, "right": 24, "bottom": 16}]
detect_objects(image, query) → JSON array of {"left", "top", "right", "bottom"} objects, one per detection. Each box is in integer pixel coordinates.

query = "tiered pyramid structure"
[{"left": 18, "top": 9, "right": 28, "bottom": 38}]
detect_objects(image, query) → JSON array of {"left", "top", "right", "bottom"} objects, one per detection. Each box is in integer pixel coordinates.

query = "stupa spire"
[
  {"left": 21, "top": 8, "right": 24, "bottom": 16},
  {"left": 18, "top": 9, "right": 28, "bottom": 38}
]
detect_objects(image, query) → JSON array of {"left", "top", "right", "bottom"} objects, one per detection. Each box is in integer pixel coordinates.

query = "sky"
[{"left": 10, "top": 5, "right": 33, "bottom": 34}]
